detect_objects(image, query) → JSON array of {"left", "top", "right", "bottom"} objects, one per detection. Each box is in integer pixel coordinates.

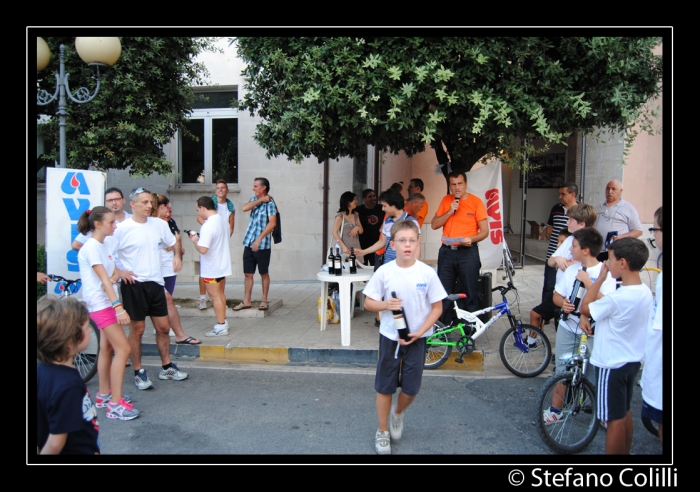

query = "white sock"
[
  {"left": 528, "top": 336, "right": 537, "bottom": 345},
  {"left": 200, "top": 295, "right": 206, "bottom": 301}
]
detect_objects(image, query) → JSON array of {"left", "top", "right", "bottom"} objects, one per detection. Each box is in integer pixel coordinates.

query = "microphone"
[{"left": 453, "top": 194, "right": 460, "bottom": 213}]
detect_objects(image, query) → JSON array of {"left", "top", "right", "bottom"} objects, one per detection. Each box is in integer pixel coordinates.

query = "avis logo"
[
  {"left": 61, "top": 172, "right": 91, "bottom": 272},
  {"left": 485, "top": 188, "right": 503, "bottom": 245}
]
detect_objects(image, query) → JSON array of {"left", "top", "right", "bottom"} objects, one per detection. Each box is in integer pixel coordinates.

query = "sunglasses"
[
  {"left": 648, "top": 228, "right": 662, "bottom": 233},
  {"left": 129, "top": 187, "right": 151, "bottom": 201}
]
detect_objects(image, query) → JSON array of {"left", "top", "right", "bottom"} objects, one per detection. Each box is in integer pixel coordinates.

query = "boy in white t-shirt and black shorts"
[
  {"left": 580, "top": 237, "right": 653, "bottom": 454},
  {"left": 363, "top": 220, "right": 446, "bottom": 454}
]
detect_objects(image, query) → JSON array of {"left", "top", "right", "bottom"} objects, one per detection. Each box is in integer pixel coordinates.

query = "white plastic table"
[{"left": 317, "top": 269, "right": 373, "bottom": 346}]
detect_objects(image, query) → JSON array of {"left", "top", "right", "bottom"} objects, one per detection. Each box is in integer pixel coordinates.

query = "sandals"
[
  {"left": 176, "top": 336, "right": 201, "bottom": 345},
  {"left": 232, "top": 302, "right": 252, "bottom": 311},
  {"left": 259, "top": 301, "right": 269, "bottom": 311}
]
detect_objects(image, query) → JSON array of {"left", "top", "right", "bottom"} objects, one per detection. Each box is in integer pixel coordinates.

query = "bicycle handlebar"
[{"left": 48, "top": 274, "right": 80, "bottom": 284}]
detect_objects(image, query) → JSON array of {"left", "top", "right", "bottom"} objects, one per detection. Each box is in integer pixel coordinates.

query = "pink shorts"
[{"left": 90, "top": 306, "right": 118, "bottom": 329}]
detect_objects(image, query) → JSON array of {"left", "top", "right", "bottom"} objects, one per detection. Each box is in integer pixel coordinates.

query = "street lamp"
[{"left": 36, "top": 37, "right": 122, "bottom": 168}]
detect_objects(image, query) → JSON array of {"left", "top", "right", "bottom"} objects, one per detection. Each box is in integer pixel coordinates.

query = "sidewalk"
[{"left": 139, "top": 258, "right": 551, "bottom": 377}]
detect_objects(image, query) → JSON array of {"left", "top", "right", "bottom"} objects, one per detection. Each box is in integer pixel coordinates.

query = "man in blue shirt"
[{"left": 234, "top": 177, "right": 277, "bottom": 312}]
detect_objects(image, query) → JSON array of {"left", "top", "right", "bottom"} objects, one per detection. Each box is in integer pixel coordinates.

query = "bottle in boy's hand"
[
  {"left": 183, "top": 229, "right": 199, "bottom": 237},
  {"left": 391, "top": 291, "right": 411, "bottom": 341},
  {"left": 562, "top": 266, "right": 586, "bottom": 321}
]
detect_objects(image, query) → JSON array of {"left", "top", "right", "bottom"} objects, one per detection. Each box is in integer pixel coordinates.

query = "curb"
[{"left": 141, "top": 343, "right": 483, "bottom": 371}]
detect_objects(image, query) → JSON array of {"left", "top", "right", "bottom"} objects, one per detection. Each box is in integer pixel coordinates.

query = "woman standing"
[
  {"left": 77, "top": 206, "right": 139, "bottom": 420},
  {"left": 332, "top": 191, "right": 363, "bottom": 262},
  {"left": 152, "top": 194, "right": 201, "bottom": 345}
]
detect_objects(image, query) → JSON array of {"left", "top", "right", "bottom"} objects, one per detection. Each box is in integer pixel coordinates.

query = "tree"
[
  {"left": 37, "top": 37, "right": 218, "bottom": 176},
  {"left": 234, "top": 37, "right": 662, "bottom": 181}
]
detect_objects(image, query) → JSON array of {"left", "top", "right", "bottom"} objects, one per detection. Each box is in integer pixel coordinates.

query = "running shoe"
[
  {"left": 135, "top": 369, "right": 154, "bottom": 390},
  {"left": 95, "top": 391, "right": 132, "bottom": 408},
  {"left": 389, "top": 406, "right": 404, "bottom": 441},
  {"left": 206, "top": 321, "right": 229, "bottom": 337},
  {"left": 543, "top": 408, "right": 566, "bottom": 425},
  {"left": 158, "top": 362, "right": 189, "bottom": 381},
  {"left": 106, "top": 397, "right": 140, "bottom": 420},
  {"left": 198, "top": 299, "right": 208, "bottom": 310},
  {"left": 375, "top": 430, "right": 391, "bottom": 455}
]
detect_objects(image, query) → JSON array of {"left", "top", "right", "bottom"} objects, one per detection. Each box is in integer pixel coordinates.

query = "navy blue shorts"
[
  {"left": 597, "top": 362, "right": 641, "bottom": 422},
  {"left": 375, "top": 333, "right": 426, "bottom": 397},
  {"left": 164, "top": 275, "right": 177, "bottom": 295},
  {"left": 243, "top": 246, "right": 271, "bottom": 275},
  {"left": 641, "top": 399, "right": 663, "bottom": 424}
]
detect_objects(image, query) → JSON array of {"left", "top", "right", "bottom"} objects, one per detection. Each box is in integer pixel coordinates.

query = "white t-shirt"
[
  {"left": 113, "top": 217, "right": 175, "bottom": 285},
  {"left": 641, "top": 272, "right": 663, "bottom": 409},
  {"left": 363, "top": 259, "right": 447, "bottom": 341},
  {"left": 157, "top": 218, "right": 176, "bottom": 278},
  {"left": 555, "top": 261, "right": 616, "bottom": 335},
  {"left": 74, "top": 212, "right": 132, "bottom": 245},
  {"left": 551, "top": 235, "right": 578, "bottom": 286},
  {"left": 589, "top": 283, "right": 653, "bottom": 369},
  {"left": 78, "top": 238, "right": 118, "bottom": 312},
  {"left": 199, "top": 214, "right": 232, "bottom": 278}
]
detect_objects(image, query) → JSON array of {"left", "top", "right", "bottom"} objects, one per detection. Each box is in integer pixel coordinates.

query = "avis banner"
[
  {"left": 467, "top": 160, "right": 504, "bottom": 270},
  {"left": 45, "top": 168, "right": 106, "bottom": 299}
]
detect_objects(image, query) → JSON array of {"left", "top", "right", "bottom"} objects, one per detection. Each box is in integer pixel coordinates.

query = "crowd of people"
[{"left": 36, "top": 173, "right": 663, "bottom": 456}]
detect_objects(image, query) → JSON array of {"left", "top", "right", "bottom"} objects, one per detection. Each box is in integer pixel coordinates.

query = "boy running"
[
  {"left": 580, "top": 237, "right": 653, "bottom": 454},
  {"left": 362, "top": 220, "right": 446, "bottom": 454}
]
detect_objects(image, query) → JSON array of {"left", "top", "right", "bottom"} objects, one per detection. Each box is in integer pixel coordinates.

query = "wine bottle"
[
  {"left": 391, "top": 291, "right": 411, "bottom": 341},
  {"left": 349, "top": 247, "right": 357, "bottom": 274},
  {"left": 327, "top": 247, "right": 335, "bottom": 274},
  {"left": 334, "top": 247, "right": 342, "bottom": 276},
  {"left": 562, "top": 266, "right": 587, "bottom": 321}
]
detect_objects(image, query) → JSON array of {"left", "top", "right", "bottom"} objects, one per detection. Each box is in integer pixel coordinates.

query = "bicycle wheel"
[
  {"left": 499, "top": 323, "right": 551, "bottom": 377},
  {"left": 642, "top": 416, "right": 660, "bottom": 438},
  {"left": 73, "top": 319, "right": 100, "bottom": 383},
  {"left": 424, "top": 329, "right": 452, "bottom": 370},
  {"left": 535, "top": 372, "right": 598, "bottom": 454}
]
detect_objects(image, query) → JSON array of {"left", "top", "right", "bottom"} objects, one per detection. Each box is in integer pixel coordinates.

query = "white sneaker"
[
  {"left": 198, "top": 299, "right": 208, "bottom": 310},
  {"left": 375, "top": 430, "right": 391, "bottom": 455},
  {"left": 206, "top": 321, "right": 229, "bottom": 337},
  {"left": 389, "top": 406, "right": 404, "bottom": 440}
]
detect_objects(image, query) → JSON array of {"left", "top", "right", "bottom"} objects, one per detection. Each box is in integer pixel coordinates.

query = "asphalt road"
[{"left": 86, "top": 357, "right": 663, "bottom": 461}]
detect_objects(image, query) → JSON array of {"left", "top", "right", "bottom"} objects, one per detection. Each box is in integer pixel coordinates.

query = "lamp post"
[{"left": 36, "top": 37, "right": 122, "bottom": 168}]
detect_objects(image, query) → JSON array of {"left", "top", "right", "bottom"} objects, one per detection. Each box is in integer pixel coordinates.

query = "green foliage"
[
  {"left": 234, "top": 37, "right": 662, "bottom": 173},
  {"left": 37, "top": 37, "right": 218, "bottom": 176},
  {"left": 37, "top": 244, "right": 47, "bottom": 299}
]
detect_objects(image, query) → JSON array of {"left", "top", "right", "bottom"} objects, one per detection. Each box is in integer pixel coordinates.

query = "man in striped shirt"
[{"left": 542, "top": 183, "right": 578, "bottom": 306}]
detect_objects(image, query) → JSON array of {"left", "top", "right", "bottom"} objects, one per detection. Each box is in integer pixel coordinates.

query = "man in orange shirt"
[
  {"left": 405, "top": 193, "right": 427, "bottom": 228},
  {"left": 407, "top": 179, "right": 429, "bottom": 223},
  {"left": 431, "top": 171, "right": 489, "bottom": 315}
]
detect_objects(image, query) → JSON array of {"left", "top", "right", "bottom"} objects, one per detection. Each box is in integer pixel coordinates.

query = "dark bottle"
[
  {"left": 391, "top": 291, "right": 411, "bottom": 341},
  {"left": 327, "top": 247, "right": 335, "bottom": 275},
  {"left": 334, "top": 247, "right": 342, "bottom": 276},
  {"left": 562, "top": 266, "right": 587, "bottom": 321},
  {"left": 349, "top": 248, "right": 357, "bottom": 274},
  {"left": 183, "top": 229, "right": 199, "bottom": 237}
]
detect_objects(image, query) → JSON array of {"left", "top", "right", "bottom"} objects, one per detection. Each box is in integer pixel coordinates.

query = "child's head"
[
  {"left": 607, "top": 237, "right": 649, "bottom": 272},
  {"left": 390, "top": 219, "right": 420, "bottom": 241},
  {"left": 571, "top": 227, "right": 604, "bottom": 261},
  {"left": 37, "top": 296, "right": 90, "bottom": 364},
  {"left": 557, "top": 228, "right": 571, "bottom": 247},
  {"left": 77, "top": 206, "right": 115, "bottom": 235},
  {"left": 566, "top": 203, "right": 597, "bottom": 232},
  {"left": 652, "top": 206, "right": 663, "bottom": 252}
]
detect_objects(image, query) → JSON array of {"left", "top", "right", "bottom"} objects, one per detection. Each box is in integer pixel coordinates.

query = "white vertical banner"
[
  {"left": 45, "top": 168, "right": 106, "bottom": 299},
  {"left": 466, "top": 160, "right": 504, "bottom": 270}
]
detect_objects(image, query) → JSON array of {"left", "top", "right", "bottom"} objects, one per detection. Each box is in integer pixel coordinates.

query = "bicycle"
[
  {"left": 501, "top": 239, "right": 517, "bottom": 284},
  {"left": 47, "top": 274, "right": 100, "bottom": 383},
  {"left": 424, "top": 282, "right": 552, "bottom": 378},
  {"left": 535, "top": 332, "right": 598, "bottom": 454}
]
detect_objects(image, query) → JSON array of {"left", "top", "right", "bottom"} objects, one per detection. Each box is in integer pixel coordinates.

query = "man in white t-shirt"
[
  {"left": 72, "top": 187, "right": 132, "bottom": 252},
  {"left": 115, "top": 187, "right": 188, "bottom": 390},
  {"left": 188, "top": 196, "right": 232, "bottom": 337}
]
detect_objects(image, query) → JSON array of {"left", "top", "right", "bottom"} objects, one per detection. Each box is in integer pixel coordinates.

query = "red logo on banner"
[{"left": 485, "top": 188, "right": 503, "bottom": 245}]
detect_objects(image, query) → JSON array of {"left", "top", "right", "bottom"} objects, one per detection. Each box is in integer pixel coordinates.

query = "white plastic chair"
[{"left": 350, "top": 262, "right": 372, "bottom": 318}]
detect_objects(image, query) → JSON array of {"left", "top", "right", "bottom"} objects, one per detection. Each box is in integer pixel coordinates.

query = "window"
[{"left": 179, "top": 90, "right": 238, "bottom": 184}]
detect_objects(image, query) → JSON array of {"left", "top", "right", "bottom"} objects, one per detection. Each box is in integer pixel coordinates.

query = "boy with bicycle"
[
  {"left": 363, "top": 220, "right": 446, "bottom": 454},
  {"left": 580, "top": 238, "right": 653, "bottom": 454}
]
